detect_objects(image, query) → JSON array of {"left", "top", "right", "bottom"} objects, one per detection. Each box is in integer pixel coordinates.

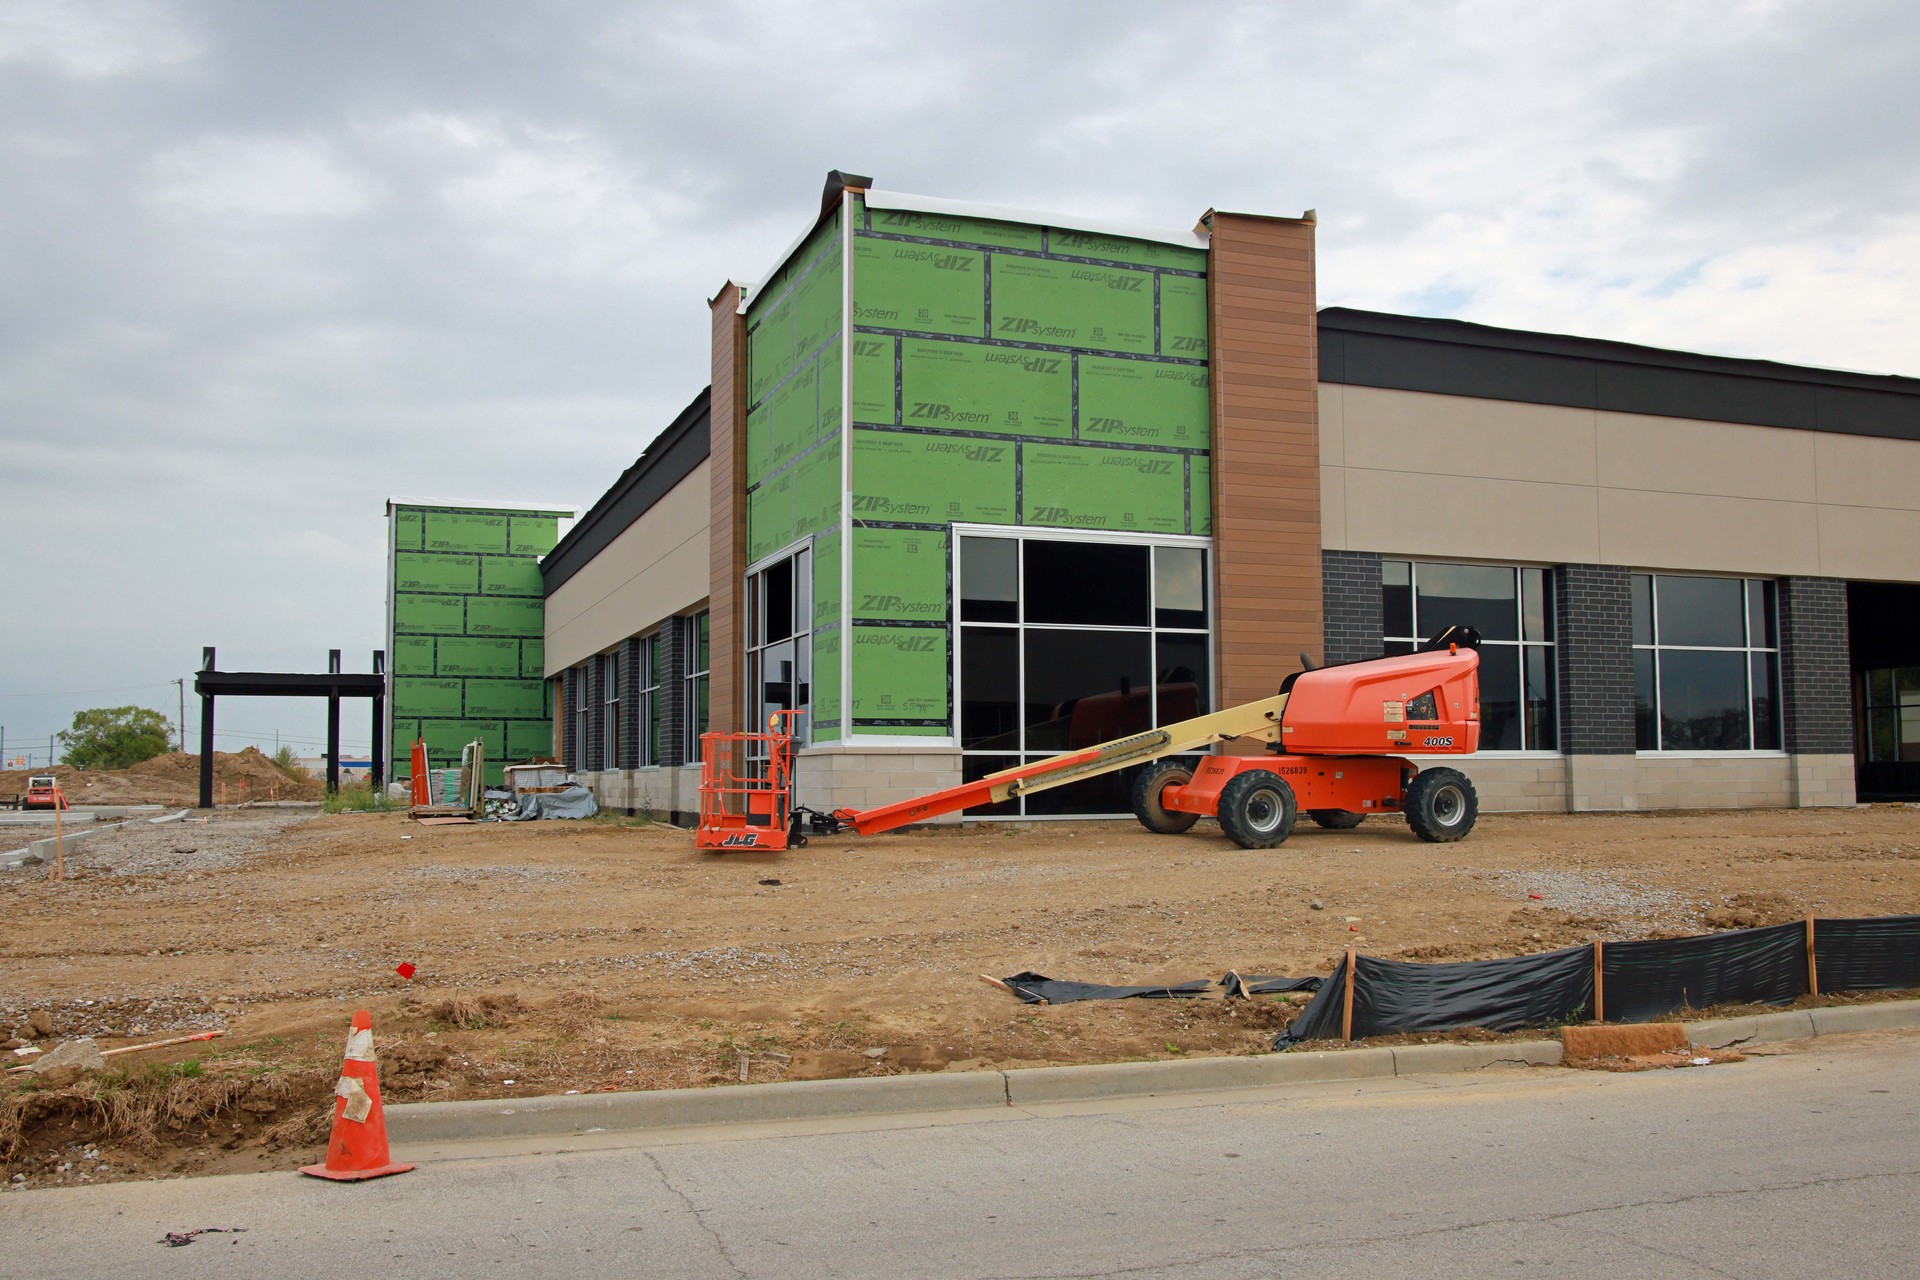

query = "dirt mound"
[
  {"left": 1702, "top": 891, "right": 1806, "bottom": 930},
  {"left": 0, "top": 748, "right": 319, "bottom": 807}
]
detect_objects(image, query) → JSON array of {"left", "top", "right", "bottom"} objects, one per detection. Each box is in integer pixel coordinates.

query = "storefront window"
[
  {"left": 1632, "top": 574, "right": 1780, "bottom": 750},
  {"left": 958, "top": 534, "right": 1211, "bottom": 816},
  {"left": 747, "top": 549, "right": 811, "bottom": 750},
  {"left": 1862, "top": 668, "right": 1920, "bottom": 763},
  {"left": 1382, "top": 560, "right": 1556, "bottom": 751}
]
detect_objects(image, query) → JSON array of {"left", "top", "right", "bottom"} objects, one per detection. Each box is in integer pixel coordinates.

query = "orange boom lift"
[{"left": 697, "top": 628, "right": 1484, "bottom": 852}]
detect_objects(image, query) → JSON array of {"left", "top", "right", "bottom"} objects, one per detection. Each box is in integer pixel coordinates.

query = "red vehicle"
[
  {"left": 698, "top": 628, "right": 1485, "bottom": 852},
  {"left": 22, "top": 775, "right": 65, "bottom": 811}
]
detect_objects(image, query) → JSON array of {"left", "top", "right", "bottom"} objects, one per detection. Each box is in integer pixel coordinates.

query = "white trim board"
[
  {"left": 386, "top": 497, "right": 577, "bottom": 517},
  {"left": 863, "top": 189, "right": 1211, "bottom": 252}
]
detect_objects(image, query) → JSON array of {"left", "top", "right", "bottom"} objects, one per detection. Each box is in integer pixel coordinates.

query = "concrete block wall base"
[
  {"left": 1790, "top": 753, "right": 1856, "bottom": 807},
  {"left": 384, "top": 998, "right": 1920, "bottom": 1151},
  {"left": 791, "top": 745, "right": 963, "bottom": 819},
  {"left": 579, "top": 764, "right": 702, "bottom": 817}
]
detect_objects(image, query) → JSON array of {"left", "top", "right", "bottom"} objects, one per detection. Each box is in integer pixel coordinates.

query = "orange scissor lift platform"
[{"left": 698, "top": 634, "right": 1485, "bottom": 852}]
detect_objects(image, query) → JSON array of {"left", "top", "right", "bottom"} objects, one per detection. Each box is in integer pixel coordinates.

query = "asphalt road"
[{"left": 5, "top": 1031, "right": 1918, "bottom": 1278}]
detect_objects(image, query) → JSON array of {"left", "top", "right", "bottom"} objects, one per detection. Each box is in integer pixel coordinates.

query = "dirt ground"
[
  {"left": 3, "top": 801, "right": 1918, "bottom": 1188},
  {"left": 0, "top": 749, "right": 322, "bottom": 808}
]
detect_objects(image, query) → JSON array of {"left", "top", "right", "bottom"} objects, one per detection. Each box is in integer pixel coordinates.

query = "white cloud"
[
  {"left": 147, "top": 134, "right": 383, "bottom": 219},
  {"left": 0, "top": 0, "right": 197, "bottom": 77},
  {"left": 371, "top": 113, "right": 698, "bottom": 283}
]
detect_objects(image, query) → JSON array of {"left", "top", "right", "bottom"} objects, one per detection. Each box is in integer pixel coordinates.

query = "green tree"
[
  {"left": 58, "top": 706, "right": 175, "bottom": 771},
  {"left": 270, "top": 743, "right": 305, "bottom": 780}
]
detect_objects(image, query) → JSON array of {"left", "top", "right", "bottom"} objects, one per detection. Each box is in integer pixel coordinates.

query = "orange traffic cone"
[{"left": 299, "top": 1010, "right": 415, "bottom": 1182}]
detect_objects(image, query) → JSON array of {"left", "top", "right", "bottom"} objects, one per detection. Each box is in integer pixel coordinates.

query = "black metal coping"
[
  {"left": 1320, "top": 308, "right": 1920, "bottom": 441},
  {"left": 195, "top": 671, "right": 385, "bottom": 698},
  {"left": 540, "top": 388, "right": 711, "bottom": 595}
]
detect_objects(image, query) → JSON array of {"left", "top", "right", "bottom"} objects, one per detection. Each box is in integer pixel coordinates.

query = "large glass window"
[
  {"left": 573, "top": 663, "right": 592, "bottom": 770},
  {"left": 1632, "top": 574, "right": 1780, "bottom": 751},
  {"left": 684, "top": 611, "right": 710, "bottom": 759},
  {"left": 958, "top": 534, "right": 1211, "bottom": 817},
  {"left": 748, "top": 549, "right": 812, "bottom": 749},
  {"left": 635, "top": 634, "right": 661, "bottom": 768},
  {"left": 601, "top": 651, "right": 621, "bottom": 769},
  {"left": 1382, "top": 560, "right": 1556, "bottom": 751}
]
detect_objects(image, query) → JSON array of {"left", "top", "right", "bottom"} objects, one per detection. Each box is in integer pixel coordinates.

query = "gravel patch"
[
  {"left": 1485, "top": 867, "right": 1703, "bottom": 930},
  {"left": 13, "top": 807, "right": 319, "bottom": 879},
  {"left": 406, "top": 864, "right": 577, "bottom": 885}
]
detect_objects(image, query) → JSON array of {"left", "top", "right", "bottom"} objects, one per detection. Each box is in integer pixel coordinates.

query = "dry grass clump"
[
  {"left": 427, "top": 991, "right": 528, "bottom": 1030},
  {"left": 537, "top": 990, "right": 610, "bottom": 1034}
]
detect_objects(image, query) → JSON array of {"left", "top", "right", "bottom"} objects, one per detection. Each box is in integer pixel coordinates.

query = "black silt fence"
[
  {"left": 1813, "top": 915, "right": 1920, "bottom": 993},
  {"left": 1276, "top": 915, "right": 1920, "bottom": 1049}
]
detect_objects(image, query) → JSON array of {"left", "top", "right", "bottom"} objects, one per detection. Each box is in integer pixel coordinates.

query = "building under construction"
[{"left": 527, "top": 173, "right": 1920, "bottom": 821}]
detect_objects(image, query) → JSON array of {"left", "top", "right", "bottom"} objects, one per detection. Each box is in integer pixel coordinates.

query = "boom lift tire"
[
  {"left": 1307, "top": 810, "right": 1366, "bottom": 830},
  {"left": 1217, "top": 770, "right": 1298, "bottom": 850},
  {"left": 1404, "top": 767, "right": 1478, "bottom": 843},
  {"left": 1131, "top": 763, "right": 1200, "bottom": 834}
]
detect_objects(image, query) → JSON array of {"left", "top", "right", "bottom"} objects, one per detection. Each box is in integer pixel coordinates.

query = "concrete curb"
[
  {"left": 387, "top": 1042, "right": 1535, "bottom": 1146},
  {"left": 1, "top": 808, "right": 189, "bottom": 868},
  {"left": 382, "top": 998, "right": 1920, "bottom": 1149},
  {"left": 387, "top": 1070, "right": 1010, "bottom": 1144}
]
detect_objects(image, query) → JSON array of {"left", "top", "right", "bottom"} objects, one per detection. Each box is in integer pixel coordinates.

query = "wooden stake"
[
  {"left": 1593, "top": 940, "right": 1605, "bottom": 1023},
  {"left": 52, "top": 788, "right": 64, "bottom": 882},
  {"left": 9, "top": 1030, "right": 224, "bottom": 1072},
  {"left": 1341, "top": 947, "right": 1357, "bottom": 1041},
  {"left": 1806, "top": 916, "right": 1819, "bottom": 997}
]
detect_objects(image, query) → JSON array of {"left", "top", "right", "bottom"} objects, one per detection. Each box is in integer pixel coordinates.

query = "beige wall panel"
[
  {"left": 1595, "top": 412, "right": 1817, "bottom": 502},
  {"left": 1339, "top": 385, "right": 1598, "bottom": 486},
  {"left": 545, "top": 460, "right": 712, "bottom": 672},
  {"left": 1337, "top": 467, "right": 1601, "bottom": 563},
  {"left": 1812, "top": 432, "right": 1920, "bottom": 511},
  {"left": 1318, "top": 382, "right": 1345, "bottom": 466},
  {"left": 1815, "top": 504, "right": 1920, "bottom": 582},
  {"left": 1597, "top": 487, "right": 1819, "bottom": 576},
  {"left": 1319, "top": 466, "right": 1348, "bottom": 548}
]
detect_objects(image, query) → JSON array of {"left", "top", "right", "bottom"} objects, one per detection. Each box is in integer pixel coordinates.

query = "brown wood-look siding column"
[
  {"left": 709, "top": 283, "right": 748, "bottom": 736},
  {"left": 1204, "top": 211, "right": 1322, "bottom": 740}
]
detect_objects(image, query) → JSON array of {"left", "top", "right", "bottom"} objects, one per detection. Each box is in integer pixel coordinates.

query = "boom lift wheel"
[
  {"left": 1217, "top": 770, "right": 1298, "bottom": 850},
  {"left": 1131, "top": 763, "right": 1199, "bottom": 834},
  {"left": 1404, "top": 767, "right": 1478, "bottom": 843},
  {"left": 1307, "top": 810, "right": 1366, "bottom": 830}
]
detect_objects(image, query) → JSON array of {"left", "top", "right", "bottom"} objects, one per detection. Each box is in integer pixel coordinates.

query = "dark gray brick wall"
[
  {"left": 1556, "top": 564, "right": 1635, "bottom": 754},
  {"left": 619, "top": 638, "right": 642, "bottom": 770},
  {"left": 1779, "top": 576, "right": 1853, "bottom": 754},
  {"left": 1322, "top": 550, "right": 1384, "bottom": 665}
]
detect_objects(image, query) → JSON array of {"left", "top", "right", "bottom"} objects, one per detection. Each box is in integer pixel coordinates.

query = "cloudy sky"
[{"left": 2, "top": 0, "right": 1915, "bottom": 767}]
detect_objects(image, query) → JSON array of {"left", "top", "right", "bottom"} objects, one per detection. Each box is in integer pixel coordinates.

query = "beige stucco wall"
[
  {"left": 1321, "top": 384, "right": 1920, "bottom": 581},
  {"left": 544, "top": 461, "right": 712, "bottom": 673}
]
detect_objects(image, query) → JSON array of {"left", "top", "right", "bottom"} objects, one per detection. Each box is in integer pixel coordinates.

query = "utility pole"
[{"left": 175, "top": 678, "right": 186, "bottom": 753}]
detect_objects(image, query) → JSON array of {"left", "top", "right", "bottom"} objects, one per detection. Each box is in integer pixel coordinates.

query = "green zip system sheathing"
[
  {"left": 848, "top": 197, "right": 1210, "bottom": 737},
  {"left": 388, "top": 503, "right": 568, "bottom": 783},
  {"left": 742, "top": 194, "right": 1210, "bottom": 743}
]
